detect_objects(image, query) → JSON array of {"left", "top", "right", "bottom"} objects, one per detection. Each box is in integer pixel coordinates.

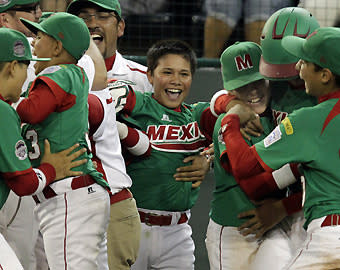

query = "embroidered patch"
[
  {"left": 0, "top": 0, "right": 11, "bottom": 8},
  {"left": 13, "top": 40, "right": 25, "bottom": 57},
  {"left": 282, "top": 117, "right": 293, "bottom": 135},
  {"left": 15, "top": 140, "right": 27, "bottom": 160},
  {"left": 263, "top": 126, "right": 282, "bottom": 148},
  {"left": 39, "top": 65, "right": 61, "bottom": 75}
]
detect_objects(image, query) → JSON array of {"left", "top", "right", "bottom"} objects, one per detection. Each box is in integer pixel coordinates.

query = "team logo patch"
[
  {"left": 15, "top": 140, "right": 28, "bottom": 160},
  {"left": 13, "top": 40, "right": 25, "bottom": 57},
  {"left": 263, "top": 126, "right": 282, "bottom": 148},
  {"left": 39, "top": 65, "right": 61, "bottom": 75},
  {"left": 0, "top": 0, "right": 11, "bottom": 7},
  {"left": 281, "top": 117, "right": 293, "bottom": 135}
]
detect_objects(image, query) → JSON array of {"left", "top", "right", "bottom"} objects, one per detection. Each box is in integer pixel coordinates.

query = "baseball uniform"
[{"left": 113, "top": 86, "right": 215, "bottom": 269}]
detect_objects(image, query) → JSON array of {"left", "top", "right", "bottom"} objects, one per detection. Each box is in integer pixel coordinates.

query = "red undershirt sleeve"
[
  {"left": 221, "top": 114, "right": 264, "bottom": 179},
  {"left": 213, "top": 92, "right": 236, "bottom": 115},
  {"left": 4, "top": 163, "right": 56, "bottom": 196},
  {"left": 282, "top": 192, "right": 303, "bottom": 215},
  {"left": 16, "top": 81, "right": 59, "bottom": 124},
  {"left": 88, "top": 94, "right": 104, "bottom": 136}
]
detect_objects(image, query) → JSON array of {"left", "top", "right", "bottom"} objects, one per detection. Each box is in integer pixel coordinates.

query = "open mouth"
[
  {"left": 247, "top": 95, "right": 264, "bottom": 104},
  {"left": 165, "top": 89, "right": 182, "bottom": 100},
  {"left": 91, "top": 33, "right": 103, "bottom": 44}
]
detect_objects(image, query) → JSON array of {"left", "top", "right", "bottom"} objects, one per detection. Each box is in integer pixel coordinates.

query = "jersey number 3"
[{"left": 25, "top": 129, "right": 40, "bottom": 160}]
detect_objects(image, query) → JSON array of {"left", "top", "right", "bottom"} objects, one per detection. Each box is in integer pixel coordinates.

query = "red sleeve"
[
  {"left": 222, "top": 114, "right": 265, "bottom": 179},
  {"left": 199, "top": 107, "right": 217, "bottom": 143},
  {"left": 16, "top": 81, "right": 59, "bottom": 124},
  {"left": 4, "top": 163, "right": 55, "bottom": 196},
  {"left": 282, "top": 192, "right": 303, "bottom": 215},
  {"left": 121, "top": 127, "right": 151, "bottom": 158},
  {"left": 122, "top": 87, "right": 136, "bottom": 115},
  {"left": 236, "top": 172, "right": 279, "bottom": 201},
  {"left": 214, "top": 93, "right": 236, "bottom": 115},
  {"left": 88, "top": 94, "right": 104, "bottom": 136}
]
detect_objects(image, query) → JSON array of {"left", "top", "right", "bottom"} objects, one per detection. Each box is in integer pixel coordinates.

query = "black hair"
[
  {"left": 0, "top": 60, "right": 29, "bottom": 71},
  {"left": 146, "top": 39, "right": 197, "bottom": 75},
  {"left": 314, "top": 63, "right": 340, "bottom": 87}
]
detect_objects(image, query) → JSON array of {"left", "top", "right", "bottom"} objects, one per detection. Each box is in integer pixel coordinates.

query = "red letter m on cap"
[{"left": 235, "top": 54, "right": 253, "bottom": 71}]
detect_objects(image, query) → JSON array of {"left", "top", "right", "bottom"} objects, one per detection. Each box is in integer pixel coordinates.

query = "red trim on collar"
[
  {"left": 105, "top": 54, "right": 116, "bottom": 71},
  {"left": 0, "top": 94, "right": 12, "bottom": 105},
  {"left": 318, "top": 90, "right": 340, "bottom": 103}
]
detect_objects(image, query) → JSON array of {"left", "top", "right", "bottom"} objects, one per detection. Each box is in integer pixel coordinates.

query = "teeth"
[
  {"left": 166, "top": 89, "right": 182, "bottom": 93},
  {"left": 250, "top": 97, "right": 261, "bottom": 103},
  {"left": 91, "top": 34, "right": 103, "bottom": 41}
]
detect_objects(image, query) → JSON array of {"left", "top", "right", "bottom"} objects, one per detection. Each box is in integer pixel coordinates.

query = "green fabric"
[
  {"left": 0, "top": 28, "right": 49, "bottom": 62},
  {"left": 21, "top": 12, "right": 90, "bottom": 60},
  {"left": 255, "top": 98, "right": 340, "bottom": 228},
  {"left": 0, "top": 101, "right": 32, "bottom": 209},
  {"left": 210, "top": 113, "right": 275, "bottom": 227},
  {"left": 67, "top": 0, "right": 122, "bottom": 18},
  {"left": 22, "top": 64, "right": 109, "bottom": 190},
  {"left": 260, "top": 7, "right": 319, "bottom": 79},
  {"left": 282, "top": 27, "right": 340, "bottom": 76},
  {"left": 127, "top": 92, "right": 209, "bottom": 211},
  {"left": 220, "top": 41, "right": 264, "bottom": 91},
  {"left": 15, "top": 0, "right": 39, "bottom": 4},
  {"left": 0, "top": 0, "right": 15, "bottom": 12}
]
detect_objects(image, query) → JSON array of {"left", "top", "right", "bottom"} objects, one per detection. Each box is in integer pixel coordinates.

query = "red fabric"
[
  {"left": 214, "top": 93, "right": 236, "bottom": 115},
  {"left": 123, "top": 88, "right": 136, "bottom": 114},
  {"left": 221, "top": 114, "right": 264, "bottom": 179},
  {"left": 236, "top": 172, "right": 279, "bottom": 201},
  {"left": 105, "top": 54, "right": 116, "bottom": 71},
  {"left": 282, "top": 192, "right": 303, "bottom": 215},
  {"left": 121, "top": 126, "right": 139, "bottom": 147},
  {"left": 4, "top": 163, "right": 55, "bottom": 196},
  {"left": 199, "top": 107, "right": 217, "bottom": 143},
  {"left": 88, "top": 94, "right": 104, "bottom": 137}
]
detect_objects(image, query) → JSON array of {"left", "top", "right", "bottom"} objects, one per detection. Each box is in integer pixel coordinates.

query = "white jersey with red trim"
[
  {"left": 107, "top": 51, "right": 153, "bottom": 93},
  {"left": 89, "top": 89, "right": 132, "bottom": 195}
]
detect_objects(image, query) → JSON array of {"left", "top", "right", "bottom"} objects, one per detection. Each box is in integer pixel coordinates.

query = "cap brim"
[
  {"left": 29, "top": 56, "right": 51, "bottom": 62},
  {"left": 67, "top": 0, "right": 115, "bottom": 14},
  {"left": 224, "top": 73, "right": 264, "bottom": 91},
  {"left": 282, "top": 36, "right": 311, "bottom": 62},
  {"left": 259, "top": 55, "right": 299, "bottom": 80},
  {"left": 20, "top": 18, "right": 46, "bottom": 36}
]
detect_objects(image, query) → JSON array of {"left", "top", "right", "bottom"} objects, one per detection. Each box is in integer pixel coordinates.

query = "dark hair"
[
  {"left": 314, "top": 63, "right": 340, "bottom": 87},
  {"left": 146, "top": 39, "right": 197, "bottom": 75},
  {"left": 0, "top": 60, "right": 29, "bottom": 71}
]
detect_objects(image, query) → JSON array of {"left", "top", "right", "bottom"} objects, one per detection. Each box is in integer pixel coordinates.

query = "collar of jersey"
[{"left": 318, "top": 90, "right": 340, "bottom": 103}]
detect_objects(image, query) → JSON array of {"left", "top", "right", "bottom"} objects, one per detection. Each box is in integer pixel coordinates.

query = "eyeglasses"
[
  {"left": 9, "top": 4, "right": 40, "bottom": 15},
  {"left": 78, "top": 12, "right": 117, "bottom": 22}
]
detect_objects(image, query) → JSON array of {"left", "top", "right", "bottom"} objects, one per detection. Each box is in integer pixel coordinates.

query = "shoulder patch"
[
  {"left": 15, "top": 140, "right": 27, "bottom": 160},
  {"left": 264, "top": 126, "right": 282, "bottom": 148},
  {"left": 281, "top": 117, "right": 293, "bottom": 135},
  {"left": 39, "top": 65, "right": 62, "bottom": 75}
]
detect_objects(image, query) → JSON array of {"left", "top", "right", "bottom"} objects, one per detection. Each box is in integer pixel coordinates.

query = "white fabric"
[
  {"left": 283, "top": 215, "right": 340, "bottom": 269},
  {"left": 272, "top": 163, "right": 297, "bottom": 190},
  {"left": 131, "top": 209, "right": 194, "bottom": 270},
  {"left": 90, "top": 89, "right": 132, "bottom": 195},
  {"left": 210, "top": 90, "right": 229, "bottom": 117},
  {"left": 78, "top": 54, "right": 95, "bottom": 91},
  {"left": 0, "top": 193, "right": 38, "bottom": 270},
  {"left": 107, "top": 51, "right": 153, "bottom": 93},
  {"left": 32, "top": 168, "right": 47, "bottom": 195},
  {"left": 0, "top": 233, "right": 23, "bottom": 270},
  {"left": 127, "top": 129, "right": 150, "bottom": 156},
  {"left": 35, "top": 184, "right": 110, "bottom": 269},
  {"left": 206, "top": 218, "right": 259, "bottom": 270}
]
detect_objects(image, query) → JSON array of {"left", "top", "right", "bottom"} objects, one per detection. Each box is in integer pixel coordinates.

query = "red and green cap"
[
  {"left": 67, "top": 0, "right": 121, "bottom": 19},
  {"left": 220, "top": 41, "right": 264, "bottom": 91},
  {"left": 282, "top": 27, "right": 340, "bottom": 76},
  {"left": 260, "top": 7, "right": 320, "bottom": 80},
  {"left": 0, "top": 27, "right": 50, "bottom": 62},
  {"left": 0, "top": 0, "right": 16, "bottom": 12},
  {"left": 21, "top": 12, "right": 90, "bottom": 60}
]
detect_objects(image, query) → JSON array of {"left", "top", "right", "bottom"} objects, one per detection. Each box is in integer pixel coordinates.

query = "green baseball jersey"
[
  {"left": 126, "top": 92, "right": 210, "bottom": 211},
  {"left": 22, "top": 65, "right": 108, "bottom": 189},
  {"left": 270, "top": 81, "right": 317, "bottom": 125},
  {"left": 0, "top": 100, "right": 32, "bottom": 209},
  {"left": 210, "top": 111, "right": 276, "bottom": 227},
  {"left": 255, "top": 93, "right": 340, "bottom": 228}
]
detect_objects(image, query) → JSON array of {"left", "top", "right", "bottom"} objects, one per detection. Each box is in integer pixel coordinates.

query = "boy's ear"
[
  {"left": 54, "top": 40, "right": 64, "bottom": 56},
  {"left": 146, "top": 69, "right": 153, "bottom": 85},
  {"left": 321, "top": 68, "right": 333, "bottom": 84}
]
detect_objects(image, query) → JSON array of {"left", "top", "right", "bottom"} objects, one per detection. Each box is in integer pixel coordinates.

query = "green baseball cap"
[
  {"left": 0, "top": 27, "right": 49, "bottom": 62},
  {"left": 20, "top": 12, "right": 90, "bottom": 60},
  {"left": 67, "top": 0, "right": 121, "bottom": 19},
  {"left": 0, "top": 0, "right": 16, "bottom": 12},
  {"left": 220, "top": 41, "right": 264, "bottom": 91},
  {"left": 282, "top": 27, "right": 340, "bottom": 76},
  {"left": 15, "top": 0, "right": 39, "bottom": 4},
  {"left": 38, "top": 11, "right": 54, "bottom": 23}
]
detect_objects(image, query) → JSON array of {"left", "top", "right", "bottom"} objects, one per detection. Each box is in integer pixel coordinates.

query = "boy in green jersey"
[
  {"left": 0, "top": 27, "right": 86, "bottom": 269},
  {"left": 13, "top": 13, "right": 111, "bottom": 269},
  {"left": 111, "top": 39, "right": 215, "bottom": 270},
  {"left": 223, "top": 27, "right": 340, "bottom": 269}
]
